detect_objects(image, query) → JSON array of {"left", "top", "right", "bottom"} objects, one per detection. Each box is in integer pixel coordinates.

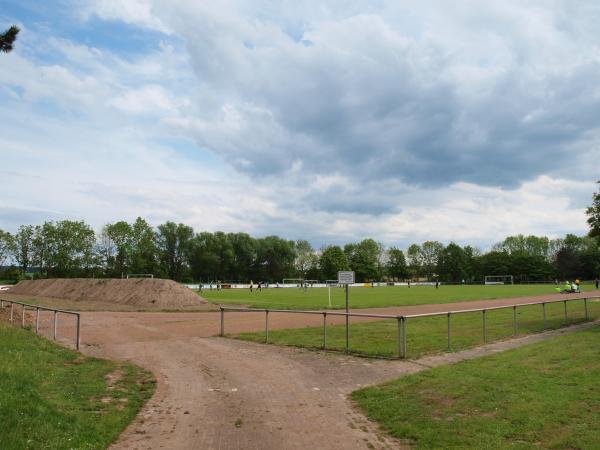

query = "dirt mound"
[{"left": 8, "top": 278, "right": 209, "bottom": 310}]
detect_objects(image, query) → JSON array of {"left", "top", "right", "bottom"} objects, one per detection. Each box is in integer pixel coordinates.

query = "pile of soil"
[{"left": 7, "top": 278, "right": 209, "bottom": 310}]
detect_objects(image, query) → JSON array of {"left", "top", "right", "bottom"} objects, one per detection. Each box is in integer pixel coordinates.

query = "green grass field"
[
  {"left": 352, "top": 324, "right": 600, "bottom": 449},
  {"left": 236, "top": 298, "right": 600, "bottom": 358},
  {"left": 202, "top": 284, "right": 574, "bottom": 310},
  {"left": 0, "top": 322, "right": 155, "bottom": 449}
]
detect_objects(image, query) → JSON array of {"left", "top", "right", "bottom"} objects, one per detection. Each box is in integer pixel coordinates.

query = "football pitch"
[{"left": 201, "top": 284, "right": 571, "bottom": 310}]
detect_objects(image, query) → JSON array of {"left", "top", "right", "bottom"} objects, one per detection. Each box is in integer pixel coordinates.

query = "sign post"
[{"left": 338, "top": 271, "right": 355, "bottom": 354}]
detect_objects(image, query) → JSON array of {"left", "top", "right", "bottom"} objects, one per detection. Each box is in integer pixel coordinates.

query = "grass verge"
[
  {"left": 0, "top": 322, "right": 155, "bottom": 449},
  {"left": 352, "top": 324, "right": 600, "bottom": 449},
  {"left": 236, "top": 298, "right": 600, "bottom": 358}
]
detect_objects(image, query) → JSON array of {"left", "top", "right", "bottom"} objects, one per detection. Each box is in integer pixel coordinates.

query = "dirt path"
[
  {"left": 3, "top": 292, "right": 599, "bottom": 449},
  {"left": 76, "top": 314, "right": 598, "bottom": 450}
]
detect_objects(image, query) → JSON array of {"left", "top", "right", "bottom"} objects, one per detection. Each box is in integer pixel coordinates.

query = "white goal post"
[
  {"left": 484, "top": 275, "right": 513, "bottom": 285},
  {"left": 126, "top": 273, "right": 154, "bottom": 279},
  {"left": 325, "top": 279, "right": 340, "bottom": 308}
]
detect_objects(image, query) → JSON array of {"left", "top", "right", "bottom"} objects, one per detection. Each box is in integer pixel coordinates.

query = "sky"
[{"left": 1, "top": 0, "right": 598, "bottom": 250}]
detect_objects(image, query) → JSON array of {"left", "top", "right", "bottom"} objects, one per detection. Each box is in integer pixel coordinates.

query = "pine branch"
[{"left": 0, "top": 25, "right": 20, "bottom": 53}]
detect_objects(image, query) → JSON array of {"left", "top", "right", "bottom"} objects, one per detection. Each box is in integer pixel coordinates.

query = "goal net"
[
  {"left": 484, "top": 275, "right": 513, "bottom": 285},
  {"left": 282, "top": 278, "right": 304, "bottom": 286},
  {"left": 126, "top": 273, "right": 154, "bottom": 279}
]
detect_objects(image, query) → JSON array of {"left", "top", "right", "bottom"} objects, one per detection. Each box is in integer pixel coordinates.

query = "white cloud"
[{"left": 79, "top": 0, "right": 169, "bottom": 33}]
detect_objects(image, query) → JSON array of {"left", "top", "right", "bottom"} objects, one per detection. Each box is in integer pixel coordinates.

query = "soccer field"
[{"left": 201, "top": 284, "right": 567, "bottom": 310}]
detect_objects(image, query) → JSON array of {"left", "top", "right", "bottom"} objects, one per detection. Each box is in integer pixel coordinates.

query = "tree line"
[
  {"left": 0, "top": 219, "right": 598, "bottom": 283},
  {"left": 0, "top": 181, "right": 598, "bottom": 283}
]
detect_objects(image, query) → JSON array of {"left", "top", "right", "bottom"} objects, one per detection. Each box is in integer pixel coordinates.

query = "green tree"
[
  {"left": 31, "top": 223, "right": 52, "bottom": 277},
  {"left": 12, "top": 225, "right": 34, "bottom": 273},
  {"left": 345, "top": 239, "right": 380, "bottom": 281},
  {"left": 319, "top": 246, "right": 348, "bottom": 280},
  {"left": 475, "top": 251, "right": 512, "bottom": 279},
  {"left": 129, "top": 217, "right": 158, "bottom": 275},
  {"left": 386, "top": 247, "right": 408, "bottom": 280},
  {"left": 0, "top": 26, "right": 19, "bottom": 53},
  {"left": 189, "top": 232, "right": 236, "bottom": 281},
  {"left": 157, "top": 222, "right": 194, "bottom": 281},
  {"left": 295, "top": 240, "right": 318, "bottom": 279},
  {"left": 437, "top": 243, "right": 468, "bottom": 282},
  {"left": 493, "top": 235, "right": 551, "bottom": 260},
  {"left": 253, "top": 236, "right": 296, "bottom": 282},
  {"left": 462, "top": 245, "right": 479, "bottom": 280},
  {"left": 102, "top": 221, "right": 133, "bottom": 277},
  {"left": 189, "top": 232, "right": 220, "bottom": 281},
  {"left": 553, "top": 234, "right": 597, "bottom": 280},
  {"left": 420, "top": 241, "right": 444, "bottom": 280},
  {"left": 0, "top": 229, "right": 14, "bottom": 268},
  {"left": 42, "top": 221, "right": 96, "bottom": 277},
  {"left": 228, "top": 233, "right": 257, "bottom": 281},
  {"left": 587, "top": 181, "right": 600, "bottom": 241},
  {"left": 406, "top": 244, "right": 422, "bottom": 278}
]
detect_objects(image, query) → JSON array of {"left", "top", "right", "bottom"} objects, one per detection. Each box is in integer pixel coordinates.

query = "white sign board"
[{"left": 337, "top": 271, "right": 355, "bottom": 284}]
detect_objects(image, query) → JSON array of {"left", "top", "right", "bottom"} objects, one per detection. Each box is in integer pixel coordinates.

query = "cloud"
[
  {"left": 137, "top": 0, "right": 600, "bottom": 195},
  {"left": 79, "top": 0, "right": 169, "bottom": 33},
  {"left": 0, "top": 1, "right": 597, "bottom": 249}
]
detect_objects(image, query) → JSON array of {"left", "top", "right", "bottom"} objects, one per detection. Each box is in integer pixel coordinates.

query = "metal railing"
[
  {"left": 219, "top": 295, "right": 599, "bottom": 359},
  {"left": 0, "top": 298, "right": 81, "bottom": 350}
]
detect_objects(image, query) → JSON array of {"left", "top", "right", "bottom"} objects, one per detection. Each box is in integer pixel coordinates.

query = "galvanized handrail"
[
  {"left": 402, "top": 294, "right": 596, "bottom": 318},
  {"left": 0, "top": 298, "right": 81, "bottom": 350},
  {"left": 220, "top": 306, "right": 399, "bottom": 318},
  {"left": 219, "top": 294, "right": 599, "bottom": 359}
]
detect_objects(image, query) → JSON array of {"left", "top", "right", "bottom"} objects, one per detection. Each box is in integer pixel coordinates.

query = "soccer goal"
[
  {"left": 484, "top": 275, "right": 513, "bottom": 285},
  {"left": 282, "top": 278, "right": 304, "bottom": 287},
  {"left": 126, "top": 273, "right": 154, "bottom": 279}
]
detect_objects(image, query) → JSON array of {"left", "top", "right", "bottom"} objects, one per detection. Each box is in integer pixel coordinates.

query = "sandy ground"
[{"left": 1, "top": 291, "right": 599, "bottom": 449}]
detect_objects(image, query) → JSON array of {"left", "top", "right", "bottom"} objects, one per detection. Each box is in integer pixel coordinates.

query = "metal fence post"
[
  {"left": 513, "top": 306, "right": 517, "bottom": 335},
  {"left": 584, "top": 298, "right": 589, "bottom": 321},
  {"left": 447, "top": 313, "right": 452, "bottom": 352},
  {"left": 397, "top": 317, "right": 402, "bottom": 358},
  {"left": 402, "top": 317, "right": 407, "bottom": 358},
  {"left": 22, "top": 305, "right": 26, "bottom": 328},
  {"left": 76, "top": 314, "right": 80, "bottom": 350},
  {"left": 10, "top": 302, "right": 14, "bottom": 322},
  {"left": 482, "top": 309, "right": 487, "bottom": 343},
  {"left": 322, "top": 312, "right": 327, "bottom": 349},
  {"left": 220, "top": 307, "right": 224, "bottom": 336},
  {"left": 563, "top": 300, "right": 567, "bottom": 323},
  {"left": 53, "top": 311, "right": 58, "bottom": 340},
  {"left": 542, "top": 302, "right": 547, "bottom": 329},
  {"left": 265, "top": 310, "right": 269, "bottom": 343},
  {"left": 35, "top": 307, "right": 40, "bottom": 334}
]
